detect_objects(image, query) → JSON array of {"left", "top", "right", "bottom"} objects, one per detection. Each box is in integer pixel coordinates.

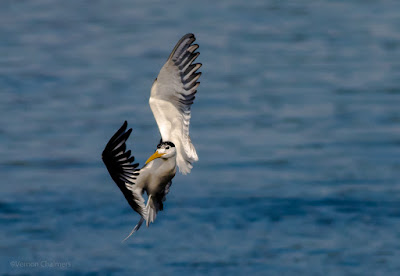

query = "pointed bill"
[{"left": 145, "top": 151, "right": 166, "bottom": 164}]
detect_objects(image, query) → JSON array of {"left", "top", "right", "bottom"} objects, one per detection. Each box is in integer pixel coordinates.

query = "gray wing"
[{"left": 149, "top": 33, "right": 201, "bottom": 175}]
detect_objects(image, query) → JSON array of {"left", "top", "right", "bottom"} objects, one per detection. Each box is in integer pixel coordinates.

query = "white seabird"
[{"left": 101, "top": 33, "right": 202, "bottom": 239}]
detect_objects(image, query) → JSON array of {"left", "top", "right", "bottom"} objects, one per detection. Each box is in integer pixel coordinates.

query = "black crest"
[{"left": 157, "top": 140, "right": 175, "bottom": 148}]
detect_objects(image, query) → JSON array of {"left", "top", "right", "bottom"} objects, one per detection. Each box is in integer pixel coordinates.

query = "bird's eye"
[{"left": 166, "top": 146, "right": 170, "bottom": 149}]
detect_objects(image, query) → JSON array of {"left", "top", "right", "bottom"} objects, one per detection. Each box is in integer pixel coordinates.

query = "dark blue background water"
[{"left": 1, "top": 1, "right": 400, "bottom": 275}]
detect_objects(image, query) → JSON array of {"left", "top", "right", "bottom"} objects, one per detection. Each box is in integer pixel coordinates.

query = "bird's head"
[{"left": 145, "top": 141, "right": 176, "bottom": 164}]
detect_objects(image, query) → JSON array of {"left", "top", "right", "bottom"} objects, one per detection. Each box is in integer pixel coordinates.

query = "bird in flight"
[{"left": 102, "top": 34, "right": 201, "bottom": 240}]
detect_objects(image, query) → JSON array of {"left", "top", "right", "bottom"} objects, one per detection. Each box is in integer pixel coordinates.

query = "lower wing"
[{"left": 101, "top": 121, "right": 146, "bottom": 217}]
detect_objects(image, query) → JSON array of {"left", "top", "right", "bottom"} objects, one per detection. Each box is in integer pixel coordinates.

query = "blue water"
[{"left": 1, "top": 1, "right": 400, "bottom": 275}]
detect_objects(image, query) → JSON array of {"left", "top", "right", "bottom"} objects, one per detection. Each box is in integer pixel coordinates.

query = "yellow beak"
[{"left": 145, "top": 151, "right": 166, "bottom": 164}]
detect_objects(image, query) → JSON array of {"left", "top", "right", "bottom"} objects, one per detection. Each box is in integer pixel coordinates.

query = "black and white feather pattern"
[
  {"left": 102, "top": 121, "right": 145, "bottom": 216},
  {"left": 168, "top": 33, "right": 202, "bottom": 108},
  {"left": 149, "top": 33, "right": 201, "bottom": 174}
]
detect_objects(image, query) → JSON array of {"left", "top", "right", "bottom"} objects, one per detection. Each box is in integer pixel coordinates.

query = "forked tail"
[
  {"left": 122, "top": 195, "right": 159, "bottom": 242},
  {"left": 145, "top": 195, "right": 157, "bottom": 227},
  {"left": 122, "top": 217, "right": 144, "bottom": 242}
]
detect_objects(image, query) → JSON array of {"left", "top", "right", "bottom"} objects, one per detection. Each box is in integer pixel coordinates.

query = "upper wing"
[
  {"left": 102, "top": 121, "right": 146, "bottom": 216},
  {"left": 149, "top": 33, "right": 201, "bottom": 174}
]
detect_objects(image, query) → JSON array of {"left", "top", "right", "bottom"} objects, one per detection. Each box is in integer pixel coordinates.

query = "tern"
[{"left": 101, "top": 33, "right": 201, "bottom": 239}]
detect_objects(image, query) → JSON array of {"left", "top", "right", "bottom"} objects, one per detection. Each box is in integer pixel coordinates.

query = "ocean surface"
[{"left": 1, "top": 1, "right": 400, "bottom": 275}]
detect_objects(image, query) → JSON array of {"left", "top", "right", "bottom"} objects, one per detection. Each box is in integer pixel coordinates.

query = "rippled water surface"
[{"left": 1, "top": 1, "right": 400, "bottom": 275}]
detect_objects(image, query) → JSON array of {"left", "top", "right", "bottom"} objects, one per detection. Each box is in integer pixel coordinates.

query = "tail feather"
[
  {"left": 123, "top": 195, "right": 163, "bottom": 241},
  {"left": 145, "top": 195, "right": 158, "bottom": 227},
  {"left": 122, "top": 217, "right": 144, "bottom": 242}
]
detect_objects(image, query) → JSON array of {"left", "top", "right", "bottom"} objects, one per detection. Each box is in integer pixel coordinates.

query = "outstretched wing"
[
  {"left": 102, "top": 121, "right": 146, "bottom": 216},
  {"left": 149, "top": 33, "right": 201, "bottom": 175}
]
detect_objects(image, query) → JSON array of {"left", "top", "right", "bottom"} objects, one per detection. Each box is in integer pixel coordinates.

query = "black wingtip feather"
[
  {"left": 184, "top": 72, "right": 201, "bottom": 87},
  {"left": 102, "top": 121, "right": 145, "bottom": 215},
  {"left": 168, "top": 33, "right": 196, "bottom": 61},
  {"left": 103, "top": 121, "right": 129, "bottom": 151}
]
